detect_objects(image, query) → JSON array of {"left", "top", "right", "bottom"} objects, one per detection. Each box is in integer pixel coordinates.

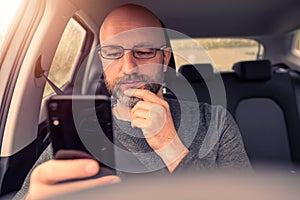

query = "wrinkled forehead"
[{"left": 100, "top": 27, "right": 166, "bottom": 48}]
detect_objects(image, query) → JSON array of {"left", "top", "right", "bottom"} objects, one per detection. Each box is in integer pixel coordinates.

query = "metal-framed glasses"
[{"left": 99, "top": 45, "right": 167, "bottom": 60}]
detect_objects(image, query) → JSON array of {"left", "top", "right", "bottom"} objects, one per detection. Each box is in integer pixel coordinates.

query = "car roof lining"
[{"left": 69, "top": 0, "right": 300, "bottom": 37}]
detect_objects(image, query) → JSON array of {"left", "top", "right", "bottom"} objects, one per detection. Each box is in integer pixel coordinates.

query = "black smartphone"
[{"left": 46, "top": 95, "right": 115, "bottom": 177}]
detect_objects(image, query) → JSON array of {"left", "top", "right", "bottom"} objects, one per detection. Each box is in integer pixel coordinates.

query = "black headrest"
[
  {"left": 178, "top": 63, "right": 214, "bottom": 82},
  {"left": 233, "top": 60, "right": 272, "bottom": 81}
]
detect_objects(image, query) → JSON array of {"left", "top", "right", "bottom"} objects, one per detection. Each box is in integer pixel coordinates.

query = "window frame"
[{"left": 0, "top": 0, "right": 46, "bottom": 150}]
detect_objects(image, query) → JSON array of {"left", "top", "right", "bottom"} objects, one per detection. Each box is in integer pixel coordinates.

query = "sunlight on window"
[{"left": 0, "top": 0, "right": 22, "bottom": 47}]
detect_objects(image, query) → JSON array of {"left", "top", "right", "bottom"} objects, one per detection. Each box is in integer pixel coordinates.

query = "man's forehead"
[{"left": 100, "top": 27, "right": 166, "bottom": 47}]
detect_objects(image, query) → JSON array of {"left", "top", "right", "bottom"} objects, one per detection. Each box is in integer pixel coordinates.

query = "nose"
[{"left": 121, "top": 51, "right": 138, "bottom": 74}]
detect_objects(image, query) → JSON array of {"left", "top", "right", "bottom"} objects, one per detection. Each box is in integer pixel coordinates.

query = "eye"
[
  {"left": 101, "top": 47, "right": 123, "bottom": 58},
  {"left": 106, "top": 52, "right": 122, "bottom": 58},
  {"left": 134, "top": 48, "right": 155, "bottom": 57}
]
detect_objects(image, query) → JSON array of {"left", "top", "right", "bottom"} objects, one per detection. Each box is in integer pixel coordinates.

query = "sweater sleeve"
[
  {"left": 172, "top": 105, "right": 252, "bottom": 173},
  {"left": 216, "top": 109, "right": 252, "bottom": 170},
  {"left": 12, "top": 145, "right": 53, "bottom": 200}
]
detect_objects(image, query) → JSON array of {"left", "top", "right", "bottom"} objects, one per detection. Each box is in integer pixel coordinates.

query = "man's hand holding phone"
[
  {"left": 26, "top": 153, "right": 120, "bottom": 200},
  {"left": 40, "top": 96, "right": 119, "bottom": 199}
]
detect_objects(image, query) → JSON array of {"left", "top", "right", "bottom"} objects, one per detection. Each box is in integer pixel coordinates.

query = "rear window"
[{"left": 170, "top": 38, "right": 262, "bottom": 72}]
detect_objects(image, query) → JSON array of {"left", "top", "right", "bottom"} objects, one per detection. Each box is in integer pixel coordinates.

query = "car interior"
[{"left": 1, "top": 0, "right": 300, "bottom": 198}]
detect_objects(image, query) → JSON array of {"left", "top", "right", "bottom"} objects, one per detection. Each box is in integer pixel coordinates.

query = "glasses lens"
[
  {"left": 133, "top": 48, "right": 156, "bottom": 59},
  {"left": 101, "top": 46, "right": 123, "bottom": 59}
]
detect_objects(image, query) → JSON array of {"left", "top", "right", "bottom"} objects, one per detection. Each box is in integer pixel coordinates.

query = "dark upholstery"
[
  {"left": 225, "top": 62, "right": 300, "bottom": 168},
  {"left": 235, "top": 98, "right": 291, "bottom": 164},
  {"left": 232, "top": 60, "right": 272, "bottom": 81},
  {"left": 178, "top": 60, "right": 300, "bottom": 169},
  {"left": 178, "top": 63, "right": 215, "bottom": 82}
]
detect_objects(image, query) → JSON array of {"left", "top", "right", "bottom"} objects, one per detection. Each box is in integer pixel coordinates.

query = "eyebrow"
[
  {"left": 101, "top": 42, "right": 159, "bottom": 49},
  {"left": 132, "top": 42, "right": 156, "bottom": 48}
]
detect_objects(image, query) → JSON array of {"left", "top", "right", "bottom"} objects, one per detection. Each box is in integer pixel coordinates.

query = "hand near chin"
[
  {"left": 126, "top": 89, "right": 189, "bottom": 172},
  {"left": 26, "top": 151, "right": 120, "bottom": 200}
]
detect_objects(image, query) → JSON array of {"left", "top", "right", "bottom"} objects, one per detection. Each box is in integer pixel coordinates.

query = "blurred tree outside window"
[{"left": 44, "top": 18, "right": 86, "bottom": 97}]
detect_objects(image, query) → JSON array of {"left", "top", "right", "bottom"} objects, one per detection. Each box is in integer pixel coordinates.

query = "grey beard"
[
  {"left": 112, "top": 74, "right": 161, "bottom": 108},
  {"left": 114, "top": 88, "right": 140, "bottom": 108}
]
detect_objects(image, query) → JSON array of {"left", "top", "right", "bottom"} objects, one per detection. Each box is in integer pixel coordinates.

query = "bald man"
[
  {"left": 14, "top": 4, "right": 251, "bottom": 200},
  {"left": 99, "top": 4, "right": 189, "bottom": 173}
]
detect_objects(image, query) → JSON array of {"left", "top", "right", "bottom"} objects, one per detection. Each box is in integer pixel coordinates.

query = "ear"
[{"left": 163, "top": 47, "right": 172, "bottom": 72}]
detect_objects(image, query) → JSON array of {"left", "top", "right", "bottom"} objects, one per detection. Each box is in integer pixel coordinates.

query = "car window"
[
  {"left": 43, "top": 18, "right": 87, "bottom": 97},
  {"left": 298, "top": 35, "right": 300, "bottom": 51},
  {"left": 170, "top": 38, "right": 262, "bottom": 72},
  {"left": 292, "top": 30, "right": 300, "bottom": 58}
]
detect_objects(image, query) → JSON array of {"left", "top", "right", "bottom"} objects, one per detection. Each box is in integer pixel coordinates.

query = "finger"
[
  {"left": 132, "top": 102, "right": 166, "bottom": 120},
  {"left": 131, "top": 100, "right": 167, "bottom": 119},
  {"left": 130, "top": 101, "right": 153, "bottom": 127},
  {"left": 131, "top": 118, "right": 150, "bottom": 129},
  {"left": 130, "top": 101, "right": 153, "bottom": 118},
  {"left": 131, "top": 100, "right": 153, "bottom": 112},
  {"left": 131, "top": 109, "right": 148, "bottom": 121},
  {"left": 32, "top": 159, "right": 100, "bottom": 185},
  {"left": 39, "top": 175, "right": 121, "bottom": 199},
  {"left": 124, "top": 89, "right": 164, "bottom": 103},
  {"left": 52, "top": 175, "right": 121, "bottom": 194}
]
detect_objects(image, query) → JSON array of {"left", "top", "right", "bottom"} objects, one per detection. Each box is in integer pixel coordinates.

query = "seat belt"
[{"left": 35, "top": 55, "right": 64, "bottom": 95}]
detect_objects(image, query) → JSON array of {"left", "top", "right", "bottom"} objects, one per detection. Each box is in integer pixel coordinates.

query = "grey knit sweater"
[{"left": 13, "top": 99, "right": 251, "bottom": 199}]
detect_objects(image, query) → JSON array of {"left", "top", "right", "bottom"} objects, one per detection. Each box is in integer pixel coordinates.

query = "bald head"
[
  {"left": 98, "top": 4, "right": 172, "bottom": 102},
  {"left": 100, "top": 4, "right": 163, "bottom": 43}
]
